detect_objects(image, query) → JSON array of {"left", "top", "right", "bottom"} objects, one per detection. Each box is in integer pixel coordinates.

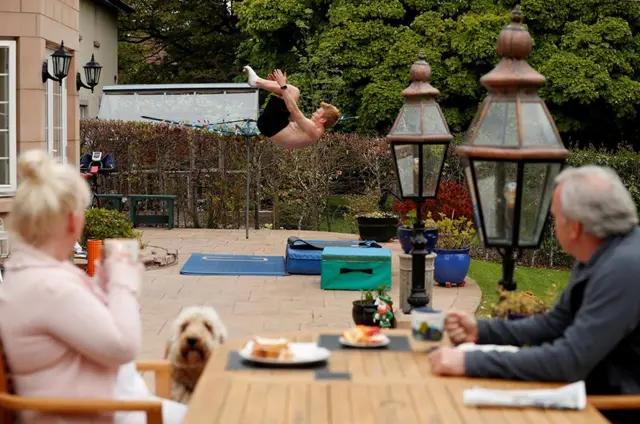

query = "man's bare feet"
[{"left": 243, "top": 65, "right": 258, "bottom": 88}]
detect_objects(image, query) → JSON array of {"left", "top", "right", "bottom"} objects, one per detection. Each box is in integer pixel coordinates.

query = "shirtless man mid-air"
[{"left": 243, "top": 66, "right": 341, "bottom": 149}]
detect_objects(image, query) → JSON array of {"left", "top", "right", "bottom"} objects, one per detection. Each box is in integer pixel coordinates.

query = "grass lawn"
[{"left": 468, "top": 259, "right": 571, "bottom": 317}]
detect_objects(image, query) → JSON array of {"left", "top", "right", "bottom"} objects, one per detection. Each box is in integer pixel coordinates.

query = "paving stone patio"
[{"left": 138, "top": 228, "right": 482, "bottom": 360}]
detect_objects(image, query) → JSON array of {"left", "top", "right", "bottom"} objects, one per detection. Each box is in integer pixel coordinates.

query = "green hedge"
[{"left": 80, "top": 120, "right": 639, "bottom": 268}]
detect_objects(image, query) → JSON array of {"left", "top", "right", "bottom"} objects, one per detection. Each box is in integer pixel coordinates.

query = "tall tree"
[
  {"left": 118, "top": 0, "right": 245, "bottom": 84},
  {"left": 235, "top": 0, "right": 640, "bottom": 147}
]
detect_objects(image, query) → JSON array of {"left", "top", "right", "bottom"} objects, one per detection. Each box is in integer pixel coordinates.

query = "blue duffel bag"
[{"left": 285, "top": 236, "right": 381, "bottom": 275}]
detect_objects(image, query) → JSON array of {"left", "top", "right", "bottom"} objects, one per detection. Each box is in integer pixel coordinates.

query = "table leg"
[
  {"left": 130, "top": 199, "right": 137, "bottom": 227},
  {"left": 168, "top": 200, "right": 174, "bottom": 230}
]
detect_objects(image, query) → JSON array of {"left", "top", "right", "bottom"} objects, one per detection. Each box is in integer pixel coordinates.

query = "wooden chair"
[
  {"left": 0, "top": 343, "right": 172, "bottom": 424},
  {"left": 588, "top": 395, "right": 640, "bottom": 410}
]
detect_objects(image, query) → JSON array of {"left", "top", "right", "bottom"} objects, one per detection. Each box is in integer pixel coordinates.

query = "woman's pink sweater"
[{"left": 0, "top": 240, "right": 142, "bottom": 423}]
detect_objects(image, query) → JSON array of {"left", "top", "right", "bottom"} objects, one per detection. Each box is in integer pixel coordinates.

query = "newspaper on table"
[
  {"left": 463, "top": 381, "right": 587, "bottom": 410},
  {"left": 456, "top": 343, "right": 586, "bottom": 410}
]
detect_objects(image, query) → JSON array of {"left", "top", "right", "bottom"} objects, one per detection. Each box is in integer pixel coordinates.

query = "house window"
[
  {"left": 0, "top": 41, "right": 16, "bottom": 193},
  {"left": 80, "top": 105, "right": 88, "bottom": 119},
  {"left": 44, "top": 49, "right": 67, "bottom": 163}
]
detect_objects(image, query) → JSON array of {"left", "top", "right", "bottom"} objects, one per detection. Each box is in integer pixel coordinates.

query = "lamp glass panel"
[
  {"left": 394, "top": 144, "right": 418, "bottom": 197},
  {"left": 85, "top": 66, "right": 102, "bottom": 86},
  {"left": 472, "top": 101, "right": 519, "bottom": 147},
  {"left": 421, "top": 102, "right": 449, "bottom": 136},
  {"left": 520, "top": 102, "right": 562, "bottom": 147},
  {"left": 464, "top": 97, "right": 490, "bottom": 142},
  {"left": 52, "top": 53, "right": 71, "bottom": 80},
  {"left": 472, "top": 160, "right": 518, "bottom": 245},
  {"left": 463, "top": 162, "right": 485, "bottom": 246},
  {"left": 389, "top": 104, "right": 421, "bottom": 136},
  {"left": 421, "top": 143, "right": 446, "bottom": 197},
  {"left": 62, "top": 55, "right": 72, "bottom": 79},
  {"left": 519, "top": 162, "right": 562, "bottom": 246}
]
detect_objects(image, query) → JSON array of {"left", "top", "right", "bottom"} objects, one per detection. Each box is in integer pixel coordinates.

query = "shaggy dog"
[{"left": 165, "top": 306, "right": 227, "bottom": 404}]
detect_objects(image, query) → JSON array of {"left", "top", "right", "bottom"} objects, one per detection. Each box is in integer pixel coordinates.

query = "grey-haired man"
[{"left": 429, "top": 165, "right": 640, "bottom": 424}]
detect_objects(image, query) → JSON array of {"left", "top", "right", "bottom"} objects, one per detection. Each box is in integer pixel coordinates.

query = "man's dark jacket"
[{"left": 465, "top": 228, "right": 640, "bottom": 423}]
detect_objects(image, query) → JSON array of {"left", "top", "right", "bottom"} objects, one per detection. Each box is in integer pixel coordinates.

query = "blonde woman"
[{"left": 0, "top": 150, "right": 186, "bottom": 423}]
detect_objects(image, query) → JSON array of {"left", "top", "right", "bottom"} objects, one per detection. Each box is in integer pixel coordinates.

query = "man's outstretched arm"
[
  {"left": 281, "top": 88, "right": 321, "bottom": 140},
  {"left": 274, "top": 70, "right": 321, "bottom": 141},
  {"left": 465, "top": 255, "right": 640, "bottom": 382}
]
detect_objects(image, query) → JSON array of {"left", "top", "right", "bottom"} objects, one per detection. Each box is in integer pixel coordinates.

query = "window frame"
[
  {"left": 0, "top": 40, "right": 17, "bottom": 193},
  {"left": 45, "top": 49, "right": 67, "bottom": 164}
]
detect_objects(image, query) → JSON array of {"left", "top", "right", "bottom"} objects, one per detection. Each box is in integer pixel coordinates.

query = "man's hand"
[
  {"left": 445, "top": 310, "right": 479, "bottom": 345},
  {"left": 273, "top": 69, "right": 287, "bottom": 87},
  {"left": 428, "top": 347, "right": 466, "bottom": 376}
]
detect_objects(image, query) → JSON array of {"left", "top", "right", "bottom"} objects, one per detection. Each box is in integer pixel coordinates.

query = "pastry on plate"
[
  {"left": 251, "top": 337, "right": 294, "bottom": 360},
  {"left": 342, "top": 325, "right": 387, "bottom": 344}
]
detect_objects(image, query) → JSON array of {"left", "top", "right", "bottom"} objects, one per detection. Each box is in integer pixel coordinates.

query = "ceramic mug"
[
  {"left": 411, "top": 307, "right": 445, "bottom": 342},
  {"left": 104, "top": 238, "right": 140, "bottom": 262}
]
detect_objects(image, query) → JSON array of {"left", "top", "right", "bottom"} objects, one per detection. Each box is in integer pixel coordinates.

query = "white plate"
[
  {"left": 238, "top": 341, "right": 331, "bottom": 365},
  {"left": 339, "top": 334, "right": 390, "bottom": 348}
]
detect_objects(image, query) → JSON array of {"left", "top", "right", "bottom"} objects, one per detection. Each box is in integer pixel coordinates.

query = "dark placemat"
[
  {"left": 315, "top": 370, "right": 352, "bottom": 380},
  {"left": 225, "top": 351, "right": 330, "bottom": 372},
  {"left": 317, "top": 334, "right": 412, "bottom": 352}
]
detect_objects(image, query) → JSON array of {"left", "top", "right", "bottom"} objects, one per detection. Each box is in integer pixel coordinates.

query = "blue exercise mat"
[{"left": 180, "top": 253, "right": 287, "bottom": 276}]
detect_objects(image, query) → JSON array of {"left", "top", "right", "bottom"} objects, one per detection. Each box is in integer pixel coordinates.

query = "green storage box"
[{"left": 321, "top": 246, "right": 392, "bottom": 290}]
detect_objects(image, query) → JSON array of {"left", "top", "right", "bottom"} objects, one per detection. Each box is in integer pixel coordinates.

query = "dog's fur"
[{"left": 165, "top": 306, "right": 227, "bottom": 404}]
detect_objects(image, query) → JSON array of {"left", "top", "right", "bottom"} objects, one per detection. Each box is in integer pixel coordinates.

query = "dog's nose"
[{"left": 186, "top": 337, "right": 198, "bottom": 347}]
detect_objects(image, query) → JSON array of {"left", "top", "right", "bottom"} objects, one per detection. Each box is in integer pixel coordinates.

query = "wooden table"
[{"left": 183, "top": 329, "right": 610, "bottom": 424}]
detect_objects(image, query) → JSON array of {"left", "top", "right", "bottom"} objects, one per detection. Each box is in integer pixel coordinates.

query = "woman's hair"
[{"left": 11, "top": 150, "right": 91, "bottom": 246}]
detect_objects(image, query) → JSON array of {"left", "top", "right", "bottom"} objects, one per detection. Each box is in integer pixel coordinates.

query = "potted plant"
[
  {"left": 82, "top": 208, "right": 142, "bottom": 246},
  {"left": 397, "top": 210, "right": 438, "bottom": 254},
  {"left": 352, "top": 285, "right": 397, "bottom": 328},
  {"left": 345, "top": 190, "right": 399, "bottom": 242},
  {"left": 491, "top": 289, "right": 549, "bottom": 320},
  {"left": 433, "top": 213, "right": 476, "bottom": 287},
  {"left": 356, "top": 211, "right": 400, "bottom": 242},
  {"left": 397, "top": 210, "right": 415, "bottom": 253}
]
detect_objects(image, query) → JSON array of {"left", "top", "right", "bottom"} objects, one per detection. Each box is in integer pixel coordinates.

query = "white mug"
[
  {"left": 411, "top": 307, "right": 445, "bottom": 342},
  {"left": 104, "top": 239, "right": 140, "bottom": 262}
]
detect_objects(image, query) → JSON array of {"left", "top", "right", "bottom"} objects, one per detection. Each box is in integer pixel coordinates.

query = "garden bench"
[
  {"left": 95, "top": 193, "right": 124, "bottom": 211},
  {"left": 129, "top": 194, "right": 177, "bottom": 230}
]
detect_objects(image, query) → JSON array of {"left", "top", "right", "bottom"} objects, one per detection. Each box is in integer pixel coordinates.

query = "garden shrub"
[
  {"left": 392, "top": 180, "right": 473, "bottom": 223},
  {"left": 83, "top": 208, "right": 140, "bottom": 245},
  {"left": 567, "top": 144, "right": 640, "bottom": 212},
  {"left": 343, "top": 189, "right": 384, "bottom": 223}
]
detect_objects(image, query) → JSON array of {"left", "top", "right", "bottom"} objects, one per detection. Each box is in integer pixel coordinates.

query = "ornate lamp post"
[
  {"left": 387, "top": 50, "right": 453, "bottom": 309},
  {"left": 456, "top": 6, "right": 569, "bottom": 291}
]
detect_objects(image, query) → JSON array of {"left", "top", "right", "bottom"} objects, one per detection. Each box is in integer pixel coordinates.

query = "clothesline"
[
  {"left": 140, "top": 114, "right": 359, "bottom": 136},
  {"left": 140, "top": 116, "right": 258, "bottom": 136}
]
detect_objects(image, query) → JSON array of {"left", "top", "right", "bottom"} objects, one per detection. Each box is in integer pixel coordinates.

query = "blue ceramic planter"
[
  {"left": 397, "top": 227, "right": 439, "bottom": 254},
  {"left": 398, "top": 226, "right": 413, "bottom": 254},
  {"left": 434, "top": 247, "right": 471, "bottom": 286}
]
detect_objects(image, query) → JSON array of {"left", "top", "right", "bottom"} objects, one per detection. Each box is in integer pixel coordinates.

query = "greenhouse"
[{"left": 98, "top": 83, "right": 260, "bottom": 132}]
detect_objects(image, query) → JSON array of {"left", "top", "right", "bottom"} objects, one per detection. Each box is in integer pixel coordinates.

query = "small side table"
[{"left": 398, "top": 252, "right": 436, "bottom": 314}]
